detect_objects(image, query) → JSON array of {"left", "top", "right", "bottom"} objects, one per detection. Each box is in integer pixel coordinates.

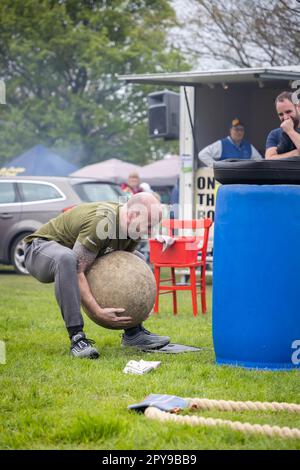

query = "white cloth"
[
  {"left": 155, "top": 235, "right": 176, "bottom": 252},
  {"left": 123, "top": 360, "right": 161, "bottom": 375}
]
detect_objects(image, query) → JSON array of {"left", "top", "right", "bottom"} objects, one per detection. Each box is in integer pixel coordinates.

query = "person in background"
[
  {"left": 121, "top": 172, "right": 143, "bottom": 196},
  {"left": 265, "top": 91, "right": 300, "bottom": 159},
  {"left": 198, "top": 118, "right": 262, "bottom": 167}
]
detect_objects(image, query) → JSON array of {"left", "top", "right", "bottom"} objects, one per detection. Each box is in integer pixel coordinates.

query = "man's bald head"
[
  {"left": 127, "top": 191, "right": 160, "bottom": 210},
  {"left": 121, "top": 192, "right": 162, "bottom": 239}
]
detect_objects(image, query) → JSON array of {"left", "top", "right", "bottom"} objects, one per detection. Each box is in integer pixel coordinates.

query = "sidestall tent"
[{"left": 119, "top": 66, "right": 300, "bottom": 225}]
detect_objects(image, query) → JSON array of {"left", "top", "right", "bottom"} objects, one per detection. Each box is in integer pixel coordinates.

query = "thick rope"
[
  {"left": 186, "top": 398, "right": 300, "bottom": 414},
  {"left": 145, "top": 407, "right": 300, "bottom": 440},
  {"left": 144, "top": 398, "right": 300, "bottom": 440}
]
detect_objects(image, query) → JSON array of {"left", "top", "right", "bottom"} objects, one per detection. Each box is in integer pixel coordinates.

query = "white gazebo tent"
[
  {"left": 70, "top": 158, "right": 141, "bottom": 184},
  {"left": 139, "top": 155, "right": 180, "bottom": 187}
]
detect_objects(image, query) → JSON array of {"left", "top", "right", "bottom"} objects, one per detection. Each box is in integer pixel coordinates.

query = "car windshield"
[{"left": 72, "top": 182, "right": 124, "bottom": 203}]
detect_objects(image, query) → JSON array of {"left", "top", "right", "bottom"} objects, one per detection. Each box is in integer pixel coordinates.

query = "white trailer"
[{"left": 120, "top": 66, "right": 300, "bottom": 225}]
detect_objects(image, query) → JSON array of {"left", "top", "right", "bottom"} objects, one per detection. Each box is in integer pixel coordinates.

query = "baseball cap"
[{"left": 230, "top": 118, "right": 244, "bottom": 129}]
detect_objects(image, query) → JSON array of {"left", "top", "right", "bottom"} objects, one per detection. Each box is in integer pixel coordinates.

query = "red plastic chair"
[{"left": 149, "top": 219, "right": 213, "bottom": 317}]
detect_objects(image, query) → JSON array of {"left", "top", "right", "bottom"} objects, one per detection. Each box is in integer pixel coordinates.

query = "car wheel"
[{"left": 11, "top": 233, "right": 31, "bottom": 275}]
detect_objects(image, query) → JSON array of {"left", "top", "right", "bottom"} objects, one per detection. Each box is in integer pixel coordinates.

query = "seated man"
[
  {"left": 23, "top": 193, "right": 170, "bottom": 359},
  {"left": 198, "top": 118, "right": 262, "bottom": 167},
  {"left": 265, "top": 91, "right": 300, "bottom": 159}
]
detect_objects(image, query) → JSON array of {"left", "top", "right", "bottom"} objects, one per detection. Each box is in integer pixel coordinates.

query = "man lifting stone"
[{"left": 23, "top": 192, "right": 170, "bottom": 359}]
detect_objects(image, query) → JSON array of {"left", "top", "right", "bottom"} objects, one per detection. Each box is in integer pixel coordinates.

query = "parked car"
[{"left": 0, "top": 176, "right": 125, "bottom": 274}]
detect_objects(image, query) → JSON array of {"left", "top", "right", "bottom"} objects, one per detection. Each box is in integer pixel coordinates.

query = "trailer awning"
[{"left": 119, "top": 66, "right": 300, "bottom": 87}]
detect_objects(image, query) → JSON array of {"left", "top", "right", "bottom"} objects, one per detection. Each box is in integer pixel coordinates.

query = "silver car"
[{"left": 0, "top": 176, "right": 125, "bottom": 274}]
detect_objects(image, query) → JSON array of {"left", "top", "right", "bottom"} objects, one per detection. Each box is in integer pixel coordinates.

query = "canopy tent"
[
  {"left": 71, "top": 158, "right": 141, "bottom": 183},
  {"left": 139, "top": 155, "right": 180, "bottom": 187},
  {"left": 7, "top": 144, "right": 78, "bottom": 176}
]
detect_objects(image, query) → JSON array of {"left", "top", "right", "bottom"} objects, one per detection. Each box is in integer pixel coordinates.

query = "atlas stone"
[{"left": 83, "top": 251, "right": 157, "bottom": 329}]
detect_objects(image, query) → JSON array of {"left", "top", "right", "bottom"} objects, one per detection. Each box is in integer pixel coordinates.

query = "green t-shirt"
[{"left": 24, "top": 202, "right": 138, "bottom": 255}]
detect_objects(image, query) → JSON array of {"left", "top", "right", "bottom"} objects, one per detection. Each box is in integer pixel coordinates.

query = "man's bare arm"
[
  {"left": 73, "top": 240, "right": 98, "bottom": 274},
  {"left": 265, "top": 147, "right": 300, "bottom": 160}
]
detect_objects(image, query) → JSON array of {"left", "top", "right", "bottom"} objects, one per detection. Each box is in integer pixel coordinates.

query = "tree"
[
  {"left": 174, "top": 0, "right": 300, "bottom": 69},
  {"left": 0, "top": 0, "right": 188, "bottom": 166}
]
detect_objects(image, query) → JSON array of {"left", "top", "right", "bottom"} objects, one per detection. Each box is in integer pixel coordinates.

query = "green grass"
[{"left": 0, "top": 266, "right": 299, "bottom": 450}]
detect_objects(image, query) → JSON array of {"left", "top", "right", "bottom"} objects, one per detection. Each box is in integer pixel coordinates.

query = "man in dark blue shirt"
[{"left": 265, "top": 91, "right": 300, "bottom": 159}]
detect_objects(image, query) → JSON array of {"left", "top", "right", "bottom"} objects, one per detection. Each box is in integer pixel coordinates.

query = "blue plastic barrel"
[{"left": 213, "top": 185, "right": 300, "bottom": 370}]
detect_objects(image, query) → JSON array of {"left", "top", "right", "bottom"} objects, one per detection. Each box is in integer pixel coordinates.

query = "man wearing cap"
[{"left": 198, "top": 118, "right": 262, "bottom": 167}]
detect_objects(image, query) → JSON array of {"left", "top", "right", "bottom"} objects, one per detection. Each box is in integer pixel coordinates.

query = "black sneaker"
[
  {"left": 122, "top": 325, "right": 170, "bottom": 350},
  {"left": 70, "top": 332, "right": 99, "bottom": 359}
]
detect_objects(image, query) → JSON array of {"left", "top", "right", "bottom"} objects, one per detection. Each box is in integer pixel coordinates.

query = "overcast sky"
[{"left": 170, "top": 0, "right": 225, "bottom": 71}]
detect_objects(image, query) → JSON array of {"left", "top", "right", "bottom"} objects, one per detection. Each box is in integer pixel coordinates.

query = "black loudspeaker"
[{"left": 148, "top": 90, "right": 179, "bottom": 140}]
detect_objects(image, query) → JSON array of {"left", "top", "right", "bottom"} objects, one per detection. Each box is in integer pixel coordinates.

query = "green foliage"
[
  {"left": 0, "top": 0, "right": 188, "bottom": 166},
  {"left": 0, "top": 269, "right": 299, "bottom": 450}
]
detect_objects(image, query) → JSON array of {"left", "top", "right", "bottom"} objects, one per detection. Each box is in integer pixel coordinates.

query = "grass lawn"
[{"left": 0, "top": 265, "right": 299, "bottom": 450}]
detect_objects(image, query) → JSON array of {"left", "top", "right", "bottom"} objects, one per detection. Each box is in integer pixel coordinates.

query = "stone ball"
[{"left": 83, "top": 250, "right": 157, "bottom": 330}]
